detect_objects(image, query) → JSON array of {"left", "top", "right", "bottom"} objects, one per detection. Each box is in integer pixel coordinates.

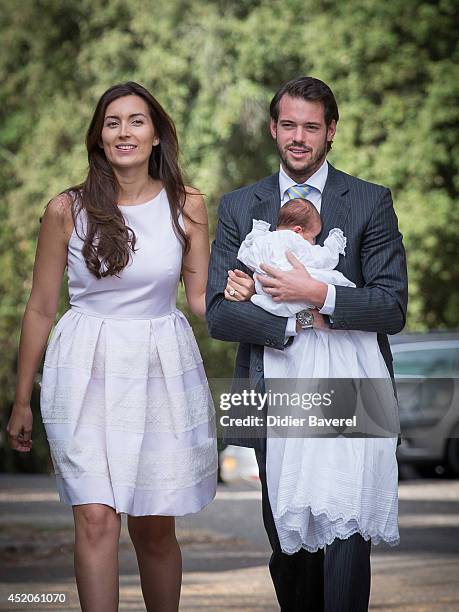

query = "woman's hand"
[
  {"left": 7, "top": 404, "right": 33, "bottom": 453},
  {"left": 225, "top": 269, "right": 256, "bottom": 302}
]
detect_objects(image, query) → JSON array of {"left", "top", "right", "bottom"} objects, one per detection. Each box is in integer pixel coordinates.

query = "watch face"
[{"left": 297, "top": 310, "right": 313, "bottom": 327}]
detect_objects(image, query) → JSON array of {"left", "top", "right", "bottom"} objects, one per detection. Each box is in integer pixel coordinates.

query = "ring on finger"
[{"left": 229, "top": 288, "right": 237, "bottom": 297}]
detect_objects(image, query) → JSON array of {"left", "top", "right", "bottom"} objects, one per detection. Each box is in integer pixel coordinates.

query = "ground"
[{"left": 0, "top": 474, "right": 458, "bottom": 611}]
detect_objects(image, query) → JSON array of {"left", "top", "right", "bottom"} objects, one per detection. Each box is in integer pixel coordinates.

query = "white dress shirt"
[{"left": 278, "top": 161, "right": 337, "bottom": 338}]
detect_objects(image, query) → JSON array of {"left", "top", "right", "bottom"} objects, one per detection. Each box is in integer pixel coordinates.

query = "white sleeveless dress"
[{"left": 40, "top": 189, "right": 218, "bottom": 515}]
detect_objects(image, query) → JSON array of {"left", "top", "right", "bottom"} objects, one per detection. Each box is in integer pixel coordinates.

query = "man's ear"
[
  {"left": 269, "top": 118, "right": 277, "bottom": 140},
  {"left": 327, "top": 119, "right": 337, "bottom": 144}
]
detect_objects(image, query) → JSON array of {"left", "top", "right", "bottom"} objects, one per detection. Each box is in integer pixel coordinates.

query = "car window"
[{"left": 393, "top": 347, "right": 459, "bottom": 377}]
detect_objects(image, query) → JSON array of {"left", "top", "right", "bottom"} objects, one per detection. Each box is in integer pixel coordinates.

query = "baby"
[
  {"left": 238, "top": 198, "right": 355, "bottom": 318},
  {"left": 236, "top": 197, "right": 400, "bottom": 556}
]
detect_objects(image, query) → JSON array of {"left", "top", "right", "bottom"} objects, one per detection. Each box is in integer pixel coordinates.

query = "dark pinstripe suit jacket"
[{"left": 206, "top": 163, "right": 408, "bottom": 449}]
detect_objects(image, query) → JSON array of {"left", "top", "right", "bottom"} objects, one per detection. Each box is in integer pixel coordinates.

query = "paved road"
[{"left": 1, "top": 474, "right": 458, "bottom": 611}]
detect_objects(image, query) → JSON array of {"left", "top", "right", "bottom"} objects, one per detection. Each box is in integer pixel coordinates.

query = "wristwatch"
[{"left": 296, "top": 309, "right": 314, "bottom": 329}]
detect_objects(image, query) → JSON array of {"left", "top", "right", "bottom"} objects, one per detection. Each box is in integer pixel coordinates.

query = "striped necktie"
[{"left": 285, "top": 183, "right": 315, "bottom": 200}]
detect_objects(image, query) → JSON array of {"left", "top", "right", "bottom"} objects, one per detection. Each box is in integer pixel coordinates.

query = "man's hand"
[
  {"left": 258, "top": 251, "right": 328, "bottom": 308},
  {"left": 225, "top": 269, "right": 256, "bottom": 302}
]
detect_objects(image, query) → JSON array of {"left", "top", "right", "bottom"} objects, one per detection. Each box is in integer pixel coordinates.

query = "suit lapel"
[
  {"left": 317, "top": 164, "right": 351, "bottom": 245},
  {"left": 251, "top": 173, "right": 281, "bottom": 229}
]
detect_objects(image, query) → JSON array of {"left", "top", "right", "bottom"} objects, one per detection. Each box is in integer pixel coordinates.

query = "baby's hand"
[{"left": 225, "top": 269, "right": 256, "bottom": 301}]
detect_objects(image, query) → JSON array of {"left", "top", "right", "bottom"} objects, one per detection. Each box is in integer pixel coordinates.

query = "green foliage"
[{"left": 1, "top": 0, "right": 458, "bottom": 468}]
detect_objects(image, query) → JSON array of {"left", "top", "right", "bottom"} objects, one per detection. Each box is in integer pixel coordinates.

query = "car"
[
  {"left": 390, "top": 332, "right": 459, "bottom": 476},
  {"left": 219, "top": 445, "right": 260, "bottom": 483}
]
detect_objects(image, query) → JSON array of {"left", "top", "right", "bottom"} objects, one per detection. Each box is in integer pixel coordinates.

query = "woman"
[{"left": 7, "top": 82, "right": 217, "bottom": 612}]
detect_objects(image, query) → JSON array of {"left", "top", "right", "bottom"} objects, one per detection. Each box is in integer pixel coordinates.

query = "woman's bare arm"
[
  {"left": 181, "top": 189, "right": 209, "bottom": 319},
  {"left": 7, "top": 194, "right": 72, "bottom": 451}
]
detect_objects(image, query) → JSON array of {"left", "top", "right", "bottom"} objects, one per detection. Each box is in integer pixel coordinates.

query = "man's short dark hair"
[{"left": 270, "top": 77, "right": 339, "bottom": 126}]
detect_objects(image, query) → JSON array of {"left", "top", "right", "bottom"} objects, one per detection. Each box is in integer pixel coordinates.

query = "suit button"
[{"left": 256, "top": 365, "right": 263, "bottom": 372}]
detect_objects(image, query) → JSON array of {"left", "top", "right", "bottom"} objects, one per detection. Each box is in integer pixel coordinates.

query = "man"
[{"left": 206, "top": 76, "right": 408, "bottom": 611}]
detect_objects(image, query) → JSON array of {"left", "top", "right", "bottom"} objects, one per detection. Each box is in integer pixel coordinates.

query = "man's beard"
[{"left": 278, "top": 137, "right": 328, "bottom": 182}]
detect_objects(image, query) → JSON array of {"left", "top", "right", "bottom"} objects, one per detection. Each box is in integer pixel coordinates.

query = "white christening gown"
[
  {"left": 40, "top": 189, "right": 217, "bottom": 516},
  {"left": 238, "top": 219, "right": 399, "bottom": 553},
  {"left": 237, "top": 219, "right": 355, "bottom": 316}
]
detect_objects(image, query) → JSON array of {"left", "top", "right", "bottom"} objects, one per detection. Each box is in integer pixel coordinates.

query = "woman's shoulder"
[
  {"left": 183, "top": 186, "right": 207, "bottom": 223},
  {"left": 184, "top": 185, "right": 205, "bottom": 206},
  {"left": 46, "top": 191, "right": 74, "bottom": 213},
  {"left": 43, "top": 190, "right": 79, "bottom": 238}
]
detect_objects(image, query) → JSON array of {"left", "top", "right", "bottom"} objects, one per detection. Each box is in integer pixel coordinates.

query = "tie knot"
[{"left": 285, "top": 184, "right": 315, "bottom": 200}]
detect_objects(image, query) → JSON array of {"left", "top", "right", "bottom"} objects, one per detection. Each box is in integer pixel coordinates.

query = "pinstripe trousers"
[{"left": 256, "top": 450, "right": 372, "bottom": 612}]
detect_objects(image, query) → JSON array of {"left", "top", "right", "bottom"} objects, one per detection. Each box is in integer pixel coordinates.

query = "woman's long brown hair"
[{"left": 68, "top": 82, "right": 190, "bottom": 278}]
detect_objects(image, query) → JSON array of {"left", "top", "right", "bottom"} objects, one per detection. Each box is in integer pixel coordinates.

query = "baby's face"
[
  {"left": 300, "top": 218, "right": 322, "bottom": 245},
  {"left": 301, "top": 227, "right": 320, "bottom": 245}
]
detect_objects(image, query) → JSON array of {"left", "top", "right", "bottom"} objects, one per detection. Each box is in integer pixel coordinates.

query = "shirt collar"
[{"left": 278, "top": 159, "right": 329, "bottom": 198}]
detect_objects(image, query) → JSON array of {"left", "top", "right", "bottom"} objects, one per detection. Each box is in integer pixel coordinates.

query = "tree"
[{"left": 0, "top": 0, "right": 457, "bottom": 468}]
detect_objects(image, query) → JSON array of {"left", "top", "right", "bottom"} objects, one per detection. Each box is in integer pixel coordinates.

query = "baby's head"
[{"left": 277, "top": 198, "right": 322, "bottom": 244}]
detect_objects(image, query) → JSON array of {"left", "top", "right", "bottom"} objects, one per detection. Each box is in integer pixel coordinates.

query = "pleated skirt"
[{"left": 40, "top": 308, "right": 218, "bottom": 516}]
